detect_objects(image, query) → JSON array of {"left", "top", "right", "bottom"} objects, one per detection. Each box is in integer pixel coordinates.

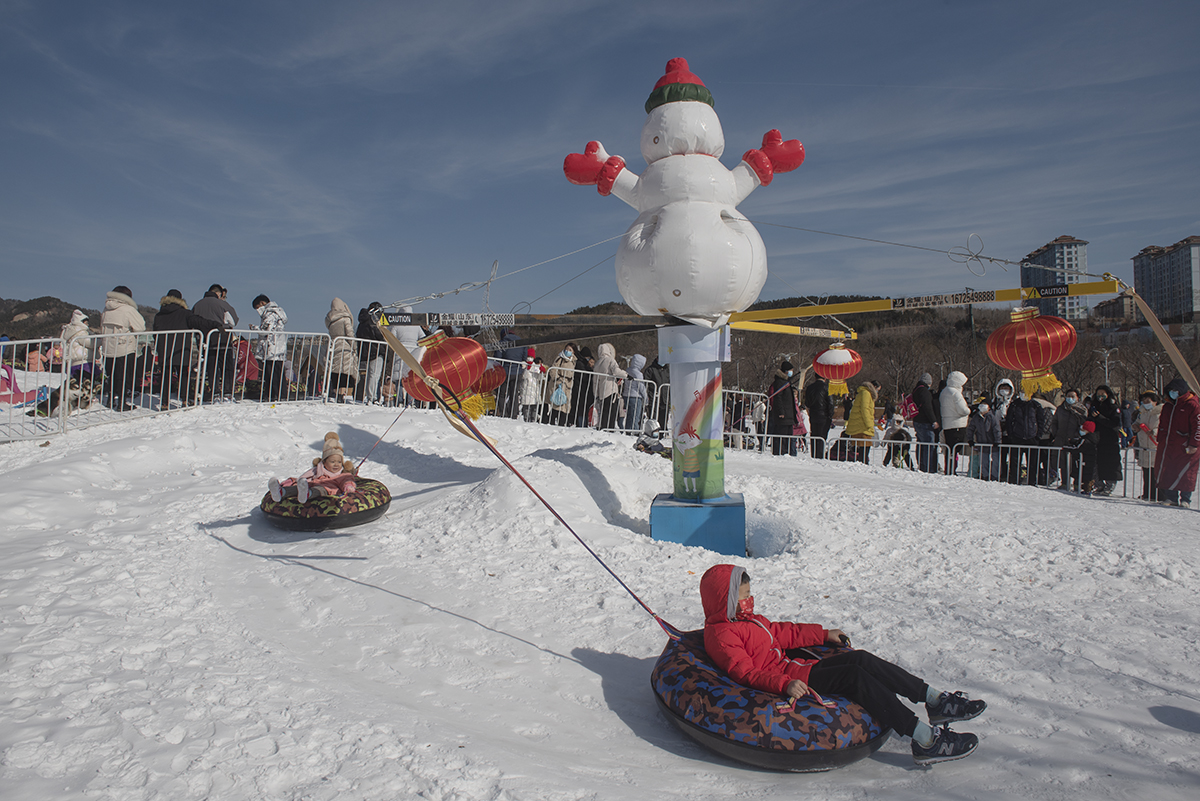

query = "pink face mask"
[{"left": 735, "top": 596, "right": 755, "bottom": 620}]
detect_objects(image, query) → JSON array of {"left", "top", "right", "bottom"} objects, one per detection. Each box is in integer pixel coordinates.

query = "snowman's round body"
[{"left": 611, "top": 103, "right": 766, "bottom": 326}]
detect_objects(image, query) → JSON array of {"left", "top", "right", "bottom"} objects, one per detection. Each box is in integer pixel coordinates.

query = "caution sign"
[
  {"left": 381, "top": 312, "right": 419, "bottom": 326},
  {"left": 1024, "top": 284, "right": 1070, "bottom": 299},
  {"left": 379, "top": 312, "right": 516, "bottom": 328}
]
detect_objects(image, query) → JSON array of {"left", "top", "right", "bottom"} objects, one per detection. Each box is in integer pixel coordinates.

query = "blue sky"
[{"left": 2, "top": 0, "right": 1198, "bottom": 331}]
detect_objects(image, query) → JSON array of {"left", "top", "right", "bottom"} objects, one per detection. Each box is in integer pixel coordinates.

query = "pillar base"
[{"left": 649, "top": 492, "right": 746, "bottom": 556}]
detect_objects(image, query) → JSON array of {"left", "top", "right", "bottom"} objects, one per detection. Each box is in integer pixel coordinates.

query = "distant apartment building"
[
  {"left": 1020, "top": 235, "right": 1088, "bottom": 321},
  {"left": 1093, "top": 294, "right": 1137, "bottom": 325},
  {"left": 1132, "top": 235, "right": 1200, "bottom": 323}
]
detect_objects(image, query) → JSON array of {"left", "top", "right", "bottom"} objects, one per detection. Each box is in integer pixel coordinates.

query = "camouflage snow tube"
[
  {"left": 651, "top": 630, "right": 891, "bottom": 772},
  {"left": 259, "top": 478, "right": 391, "bottom": 532}
]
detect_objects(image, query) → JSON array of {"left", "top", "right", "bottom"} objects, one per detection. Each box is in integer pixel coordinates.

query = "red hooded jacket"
[{"left": 701, "top": 564, "right": 827, "bottom": 695}]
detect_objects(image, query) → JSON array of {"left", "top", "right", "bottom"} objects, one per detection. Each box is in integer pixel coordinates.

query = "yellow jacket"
[{"left": 844, "top": 384, "right": 878, "bottom": 440}]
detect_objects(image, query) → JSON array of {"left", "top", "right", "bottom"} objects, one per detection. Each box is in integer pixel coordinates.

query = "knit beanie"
[
  {"left": 919, "top": 373, "right": 933, "bottom": 386},
  {"left": 780, "top": 360, "right": 794, "bottom": 373},
  {"left": 322, "top": 431, "right": 344, "bottom": 461},
  {"left": 1081, "top": 421, "right": 1096, "bottom": 433},
  {"left": 645, "top": 58, "right": 715, "bottom": 114}
]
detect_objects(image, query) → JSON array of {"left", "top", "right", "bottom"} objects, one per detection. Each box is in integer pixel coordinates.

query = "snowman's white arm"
[
  {"left": 731, "top": 162, "right": 761, "bottom": 205},
  {"left": 609, "top": 167, "right": 641, "bottom": 210}
]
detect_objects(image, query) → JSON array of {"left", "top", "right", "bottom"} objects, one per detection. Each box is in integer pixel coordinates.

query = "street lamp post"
[{"left": 1095, "top": 347, "right": 1119, "bottom": 386}]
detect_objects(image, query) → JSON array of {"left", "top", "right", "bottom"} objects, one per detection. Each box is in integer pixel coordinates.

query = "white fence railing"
[{"left": 0, "top": 334, "right": 1183, "bottom": 506}]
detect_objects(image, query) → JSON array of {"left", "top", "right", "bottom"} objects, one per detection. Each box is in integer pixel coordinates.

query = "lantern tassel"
[
  {"left": 1020, "top": 368, "right": 1062, "bottom": 398},
  {"left": 828, "top": 379, "right": 848, "bottom": 396},
  {"left": 458, "top": 392, "right": 487, "bottom": 421}
]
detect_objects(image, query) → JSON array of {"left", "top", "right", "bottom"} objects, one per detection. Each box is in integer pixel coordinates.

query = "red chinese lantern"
[
  {"left": 473, "top": 364, "right": 507, "bottom": 394},
  {"left": 812, "top": 343, "right": 863, "bottom": 396},
  {"left": 986, "top": 306, "right": 1077, "bottom": 396},
  {"left": 401, "top": 330, "right": 487, "bottom": 405}
]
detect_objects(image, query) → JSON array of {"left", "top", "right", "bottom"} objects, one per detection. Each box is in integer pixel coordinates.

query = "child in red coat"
[
  {"left": 269, "top": 432, "right": 358, "bottom": 503},
  {"left": 700, "top": 564, "right": 985, "bottom": 766}
]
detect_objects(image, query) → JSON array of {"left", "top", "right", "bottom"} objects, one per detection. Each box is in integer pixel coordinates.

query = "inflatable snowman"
[{"left": 564, "top": 57, "right": 805, "bottom": 327}]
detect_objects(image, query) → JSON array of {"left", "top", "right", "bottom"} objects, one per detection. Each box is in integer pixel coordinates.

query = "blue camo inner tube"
[
  {"left": 651, "top": 630, "right": 891, "bottom": 772},
  {"left": 259, "top": 477, "right": 391, "bottom": 532}
]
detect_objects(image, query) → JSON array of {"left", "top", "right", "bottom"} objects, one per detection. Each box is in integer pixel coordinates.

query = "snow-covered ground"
[{"left": 2, "top": 402, "right": 1197, "bottom": 800}]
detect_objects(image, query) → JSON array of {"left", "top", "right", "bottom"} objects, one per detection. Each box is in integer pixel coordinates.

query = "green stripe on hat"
[{"left": 645, "top": 82, "right": 715, "bottom": 114}]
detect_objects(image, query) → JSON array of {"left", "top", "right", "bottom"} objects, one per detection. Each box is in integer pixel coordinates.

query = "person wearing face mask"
[
  {"left": 1134, "top": 391, "right": 1162, "bottom": 501},
  {"left": 967, "top": 396, "right": 1002, "bottom": 480},
  {"left": 992, "top": 378, "right": 1015, "bottom": 421},
  {"left": 1154, "top": 378, "right": 1200, "bottom": 507},
  {"left": 767, "top": 359, "right": 800, "bottom": 456},
  {"left": 700, "top": 565, "right": 986, "bottom": 766},
  {"left": 1050, "top": 388, "right": 1087, "bottom": 491},
  {"left": 1087, "top": 384, "right": 1123, "bottom": 496},
  {"left": 543, "top": 343, "right": 576, "bottom": 426},
  {"left": 1001, "top": 387, "right": 1040, "bottom": 484}
]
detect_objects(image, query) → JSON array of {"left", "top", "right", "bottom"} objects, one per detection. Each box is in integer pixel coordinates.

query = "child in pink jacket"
[{"left": 269, "top": 432, "right": 357, "bottom": 503}]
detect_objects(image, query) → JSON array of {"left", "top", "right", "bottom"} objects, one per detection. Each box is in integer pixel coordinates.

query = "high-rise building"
[
  {"left": 1132, "top": 236, "right": 1200, "bottom": 323},
  {"left": 1020, "top": 235, "right": 1088, "bottom": 321}
]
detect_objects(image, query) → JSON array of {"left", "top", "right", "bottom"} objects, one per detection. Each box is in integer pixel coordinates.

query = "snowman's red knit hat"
[{"left": 645, "top": 57, "right": 715, "bottom": 114}]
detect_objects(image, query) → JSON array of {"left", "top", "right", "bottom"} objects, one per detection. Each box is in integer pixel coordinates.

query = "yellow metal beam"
[
  {"left": 730, "top": 321, "right": 857, "bottom": 339},
  {"left": 729, "top": 280, "right": 1120, "bottom": 323}
]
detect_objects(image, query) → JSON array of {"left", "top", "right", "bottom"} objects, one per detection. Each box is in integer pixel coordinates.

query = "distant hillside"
[{"left": 0, "top": 296, "right": 155, "bottom": 341}]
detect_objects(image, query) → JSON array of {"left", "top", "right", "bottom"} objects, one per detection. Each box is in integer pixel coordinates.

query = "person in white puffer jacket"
[
  {"left": 60, "top": 309, "right": 91, "bottom": 365},
  {"left": 100, "top": 286, "right": 146, "bottom": 411},
  {"left": 939, "top": 370, "right": 971, "bottom": 461}
]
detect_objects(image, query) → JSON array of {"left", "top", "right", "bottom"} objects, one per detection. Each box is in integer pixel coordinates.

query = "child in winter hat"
[{"left": 268, "top": 432, "right": 358, "bottom": 504}]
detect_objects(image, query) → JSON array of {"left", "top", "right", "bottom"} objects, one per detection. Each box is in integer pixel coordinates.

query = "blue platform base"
[{"left": 649, "top": 493, "right": 746, "bottom": 556}]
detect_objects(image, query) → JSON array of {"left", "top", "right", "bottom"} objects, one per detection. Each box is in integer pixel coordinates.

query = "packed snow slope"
[{"left": 2, "top": 403, "right": 1198, "bottom": 801}]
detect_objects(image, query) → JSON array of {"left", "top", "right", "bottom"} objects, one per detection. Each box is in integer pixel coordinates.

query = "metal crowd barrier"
[
  {"left": 950, "top": 441, "right": 1083, "bottom": 489},
  {"left": 1, "top": 337, "right": 71, "bottom": 440},
  {"left": 204, "top": 329, "right": 333, "bottom": 404},
  {"left": 484, "top": 355, "right": 661, "bottom": 433}
]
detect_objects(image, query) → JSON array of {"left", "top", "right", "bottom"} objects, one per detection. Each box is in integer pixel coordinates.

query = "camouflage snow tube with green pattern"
[
  {"left": 651, "top": 630, "right": 891, "bottom": 772},
  {"left": 259, "top": 478, "right": 391, "bottom": 532}
]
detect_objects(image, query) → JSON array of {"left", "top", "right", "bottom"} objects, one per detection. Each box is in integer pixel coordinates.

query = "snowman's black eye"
[{"left": 653, "top": 136, "right": 660, "bottom": 144}]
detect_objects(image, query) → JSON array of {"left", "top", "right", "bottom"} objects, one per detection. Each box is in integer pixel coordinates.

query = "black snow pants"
[{"left": 802, "top": 650, "right": 929, "bottom": 738}]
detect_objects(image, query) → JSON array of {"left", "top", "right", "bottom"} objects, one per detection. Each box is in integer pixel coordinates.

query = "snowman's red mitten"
[
  {"left": 760, "top": 129, "right": 805, "bottom": 173},
  {"left": 741, "top": 148, "right": 774, "bottom": 186},
  {"left": 565, "top": 142, "right": 610, "bottom": 185}
]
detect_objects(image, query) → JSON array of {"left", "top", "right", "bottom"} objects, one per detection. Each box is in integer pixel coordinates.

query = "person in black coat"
[
  {"left": 1001, "top": 392, "right": 1041, "bottom": 484},
  {"left": 152, "top": 290, "right": 222, "bottom": 407},
  {"left": 643, "top": 356, "right": 671, "bottom": 429},
  {"left": 570, "top": 346, "right": 595, "bottom": 428},
  {"left": 356, "top": 302, "right": 388, "bottom": 403},
  {"left": 767, "top": 359, "right": 800, "bottom": 456},
  {"left": 804, "top": 373, "right": 834, "bottom": 459},
  {"left": 193, "top": 283, "right": 238, "bottom": 402},
  {"left": 1087, "top": 384, "right": 1123, "bottom": 495},
  {"left": 911, "top": 372, "right": 942, "bottom": 473}
]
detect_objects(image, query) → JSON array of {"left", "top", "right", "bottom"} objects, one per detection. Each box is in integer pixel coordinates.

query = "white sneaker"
[
  {"left": 297, "top": 478, "right": 310, "bottom": 504},
  {"left": 269, "top": 477, "right": 282, "bottom": 503}
]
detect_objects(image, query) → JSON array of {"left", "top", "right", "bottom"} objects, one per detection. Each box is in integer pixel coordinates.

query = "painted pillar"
[{"left": 659, "top": 324, "right": 731, "bottom": 502}]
